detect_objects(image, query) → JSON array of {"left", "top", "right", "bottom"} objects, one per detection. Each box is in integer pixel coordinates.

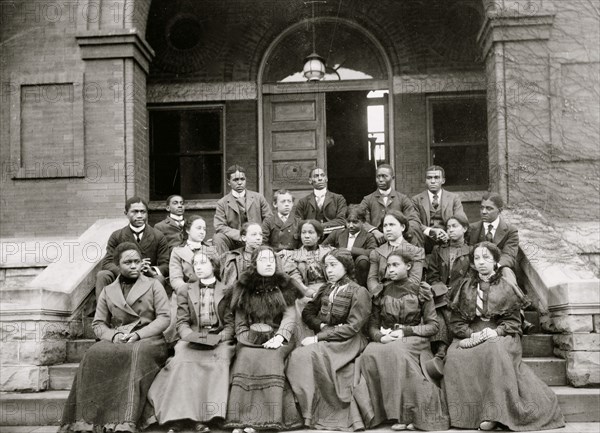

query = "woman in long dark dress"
[
  {"left": 425, "top": 214, "right": 471, "bottom": 360},
  {"left": 225, "top": 246, "right": 304, "bottom": 432},
  {"left": 286, "top": 249, "right": 371, "bottom": 431},
  {"left": 444, "top": 242, "right": 565, "bottom": 431},
  {"left": 354, "top": 250, "right": 449, "bottom": 431},
  {"left": 145, "top": 251, "right": 235, "bottom": 433},
  {"left": 60, "top": 242, "right": 170, "bottom": 433}
]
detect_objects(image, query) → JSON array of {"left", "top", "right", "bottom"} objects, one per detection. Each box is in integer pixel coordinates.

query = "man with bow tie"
[
  {"left": 154, "top": 195, "right": 186, "bottom": 251},
  {"left": 359, "top": 164, "right": 422, "bottom": 245},
  {"left": 412, "top": 165, "right": 467, "bottom": 253},
  {"left": 95, "top": 197, "right": 170, "bottom": 301},
  {"left": 294, "top": 167, "right": 347, "bottom": 235}
]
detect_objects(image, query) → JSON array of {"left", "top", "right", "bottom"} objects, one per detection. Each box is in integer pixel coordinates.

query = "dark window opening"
[
  {"left": 150, "top": 107, "right": 224, "bottom": 200},
  {"left": 428, "top": 95, "right": 488, "bottom": 190}
]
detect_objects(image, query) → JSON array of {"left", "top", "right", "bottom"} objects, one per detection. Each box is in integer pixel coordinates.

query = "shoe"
[
  {"left": 522, "top": 320, "right": 535, "bottom": 334},
  {"left": 194, "top": 423, "right": 210, "bottom": 433},
  {"left": 407, "top": 424, "right": 415, "bottom": 431},
  {"left": 479, "top": 420, "right": 498, "bottom": 430},
  {"left": 391, "top": 423, "right": 408, "bottom": 431},
  {"left": 232, "top": 429, "right": 244, "bottom": 433},
  {"left": 243, "top": 428, "right": 257, "bottom": 433}
]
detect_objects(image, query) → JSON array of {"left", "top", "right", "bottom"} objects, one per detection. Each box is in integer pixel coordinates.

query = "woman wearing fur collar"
[
  {"left": 225, "top": 246, "right": 303, "bottom": 433},
  {"left": 444, "top": 242, "right": 564, "bottom": 432}
]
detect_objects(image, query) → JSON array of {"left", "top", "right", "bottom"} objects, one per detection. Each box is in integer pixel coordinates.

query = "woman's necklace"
[{"left": 478, "top": 272, "right": 495, "bottom": 282}]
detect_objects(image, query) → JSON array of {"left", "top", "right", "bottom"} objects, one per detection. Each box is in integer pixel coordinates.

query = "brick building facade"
[{"left": 1, "top": 0, "right": 599, "bottom": 392}]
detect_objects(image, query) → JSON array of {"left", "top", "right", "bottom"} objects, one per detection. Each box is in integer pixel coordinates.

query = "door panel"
[{"left": 263, "top": 93, "right": 326, "bottom": 203}]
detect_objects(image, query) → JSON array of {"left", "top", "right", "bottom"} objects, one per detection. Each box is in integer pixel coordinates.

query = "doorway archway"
[{"left": 257, "top": 17, "right": 394, "bottom": 203}]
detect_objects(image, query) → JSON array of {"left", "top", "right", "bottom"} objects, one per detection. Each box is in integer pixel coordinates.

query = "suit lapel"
[
  {"left": 245, "top": 192, "right": 256, "bottom": 214},
  {"left": 339, "top": 229, "right": 349, "bottom": 248},
  {"left": 376, "top": 192, "right": 386, "bottom": 208},
  {"left": 126, "top": 275, "right": 152, "bottom": 306},
  {"left": 354, "top": 230, "right": 367, "bottom": 248},
  {"left": 440, "top": 189, "right": 452, "bottom": 216},
  {"left": 494, "top": 218, "right": 509, "bottom": 244},
  {"left": 419, "top": 192, "right": 430, "bottom": 225},
  {"left": 188, "top": 283, "right": 201, "bottom": 321},
  {"left": 226, "top": 193, "right": 240, "bottom": 215},
  {"left": 105, "top": 279, "right": 138, "bottom": 317},
  {"left": 138, "top": 227, "right": 153, "bottom": 252},
  {"left": 322, "top": 192, "right": 333, "bottom": 211},
  {"left": 180, "top": 245, "right": 194, "bottom": 265}
]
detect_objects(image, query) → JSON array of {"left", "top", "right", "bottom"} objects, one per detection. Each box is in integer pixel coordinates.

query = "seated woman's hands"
[
  {"left": 263, "top": 334, "right": 285, "bottom": 349},
  {"left": 380, "top": 326, "right": 403, "bottom": 343},
  {"left": 113, "top": 332, "right": 140, "bottom": 344}
]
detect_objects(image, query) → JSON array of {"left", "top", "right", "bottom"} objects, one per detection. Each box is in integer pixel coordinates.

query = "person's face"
[
  {"left": 480, "top": 199, "right": 501, "bottom": 223},
  {"left": 346, "top": 217, "right": 363, "bottom": 235},
  {"left": 309, "top": 169, "right": 327, "bottom": 190},
  {"left": 473, "top": 246, "right": 496, "bottom": 275},
  {"left": 376, "top": 167, "right": 394, "bottom": 190},
  {"left": 242, "top": 224, "right": 263, "bottom": 251},
  {"left": 386, "top": 255, "right": 411, "bottom": 281},
  {"left": 126, "top": 202, "right": 147, "bottom": 228},
  {"left": 166, "top": 196, "right": 185, "bottom": 216},
  {"left": 425, "top": 170, "right": 445, "bottom": 193},
  {"left": 324, "top": 255, "right": 346, "bottom": 283},
  {"left": 228, "top": 170, "right": 247, "bottom": 194},
  {"left": 187, "top": 219, "right": 206, "bottom": 243},
  {"left": 274, "top": 193, "right": 294, "bottom": 216},
  {"left": 382, "top": 215, "right": 405, "bottom": 242},
  {"left": 446, "top": 218, "right": 466, "bottom": 242},
  {"left": 301, "top": 223, "right": 319, "bottom": 247},
  {"left": 119, "top": 249, "right": 142, "bottom": 279},
  {"left": 256, "top": 250, "right": 276, "bottom": 276},
  {"left": 193, "top": 254, "right": 214, "bottom": 279}
]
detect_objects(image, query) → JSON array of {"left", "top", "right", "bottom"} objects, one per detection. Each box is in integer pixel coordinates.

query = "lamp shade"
[{"left": 303, "top": 53, "right": 326, "bottom": 81}]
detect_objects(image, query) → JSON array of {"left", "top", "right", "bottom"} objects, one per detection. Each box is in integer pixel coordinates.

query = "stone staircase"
[{"left": 1, "top": 313, "right": 599, "bottom": 428}]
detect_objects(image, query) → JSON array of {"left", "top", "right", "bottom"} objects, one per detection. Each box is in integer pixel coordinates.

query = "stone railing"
[
  {"left": 505, "top": 208, "right": 600, "bottom": 387},
  {"left": 0, "top": 219, "right": 126, "bottom": 391}
]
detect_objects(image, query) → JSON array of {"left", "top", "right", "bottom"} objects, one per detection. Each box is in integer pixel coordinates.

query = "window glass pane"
[
  {"left": 432, "top": 145, "right": 488, "bottom": 189},
  {"left": 367, "top": 105, "right": 385, "bottom": 132},
  {"left": 152, "top": 111, "right": 181, "bottom": 153},
  {"left": 180, "top": 111, "right": 221, "bottom": 152},
  {"left": 432, "top": 98, "right": 487, "bottom": 143}
]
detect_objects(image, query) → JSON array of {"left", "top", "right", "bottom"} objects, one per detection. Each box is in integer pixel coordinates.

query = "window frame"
[
  {"left": 426, "top": 93, "right": 488, "bottom": 192},
  {"left": 148, "top": 103, "right": 226, "bottom": 203}
]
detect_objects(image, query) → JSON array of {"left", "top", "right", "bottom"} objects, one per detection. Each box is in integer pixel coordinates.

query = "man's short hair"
[
  {"left": 226, "top": 164, "right": 246, "bottom": 179},
  {"left": 309, "top": 167, "right": 326, "bottom": 177},
  {"left": 166, "top": 194, "right": 183, "bottom": 206},
  {"left": 425, "top": 165, "right": 445, "bottom": 178},
  {"left": 273, "top": 189, "right": 294, "bottom": 204},
  {"left": 481, "top": 192, "right": 504, "bottom": 209},
  {"left": 377, "top": 163, "right": 394, "bottom": 176},
  {"left": 125, "top": 196, "right": 148, "bottom": 212}
]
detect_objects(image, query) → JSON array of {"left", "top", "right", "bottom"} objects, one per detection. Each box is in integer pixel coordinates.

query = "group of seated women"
[{"left": 60, "top": 211, "right": 565, "bottom": 433}]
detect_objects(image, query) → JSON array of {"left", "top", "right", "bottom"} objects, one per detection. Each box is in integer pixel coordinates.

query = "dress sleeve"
[
  {"left": 367, "top": 250, "right": 384, "bottom": 296},
  {"left": 276, "top": 304, "right": 297, "bottom": 342},
  {"left": 495, "top": 308, "right": 522, "bottom": 336},
  {"left": 175, "top": 287, "right": 193, "bottom": 339},
  {"left": 316, "top": 286, "right": 372, "bottom": 342},
  {"left": 136, "top": 280, "right": 171, "bottom": 339},
  {"left": 407, "top": 246, "right": 425, "bottom": 285},
  {"left": 302, "top": 287, "right": 324, "bottom": 332},
  {"left": 92, "top": 289, "right": 117, "bottom": 341},
  {"left": 448, "top": 309, "right": 474, "bottom": 339},
  {"left": 403, "top": 297, "right": 439, "bottom": 337},
  {"left": 368, "top": 300, "right": 384, "bottom": 342}
]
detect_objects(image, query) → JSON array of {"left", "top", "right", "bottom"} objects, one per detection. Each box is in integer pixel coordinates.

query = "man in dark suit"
[
  {"left": 467, "top": 192, "right": 519, "bottom": 269},
  {"left": 412, "top": 165, "right": 467, "bottom": 253},
  {"left": 359, "top": 164, "right": 422, "bottom": 245},
  {"left": 262, "top": 189, "right": 301, "bottom": 251},
  {"left": 213, "top": 164, "right": 272, "bottom": 255},
  {"left": 95, "top": 197, "right": 170, "bottom": 300},
  {"left": 294, "top": 167, "right": 347, "bottom": 235},
  {"left": 323, "top": 205, "right": 378, "bottom": 286},
  {"left": 154, "top": 194, "right": 186, "bottom": 250}
]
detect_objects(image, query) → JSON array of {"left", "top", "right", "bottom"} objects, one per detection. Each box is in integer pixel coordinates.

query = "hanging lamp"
[{"left": 303, "top": 1, "right": 325, "bottom": 81}]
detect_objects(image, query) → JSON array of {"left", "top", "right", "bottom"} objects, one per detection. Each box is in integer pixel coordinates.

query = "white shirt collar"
[
  {"left": 348, "top": 232, "right": 358, "bottom": 238},
  {"left": 427, "top": 189, "right": 442, "bottom": 201},
  {"left": 487, "top": 217, "right": 500, "bottom": 231},
  {"left": 231, "top": 190, "right": 246, "bottom": 199},
  {"left": 378, "top": 187, "right": 393, "bottom": 196},
  {"left": 130, "top": 224, "right": 145, "bottom": 233},
  {"left": 314, "top": 189, "right": 327, "bottom": 199},
  {"left": 169, "top": 213, "right": 183, "bottom": 221},
  {"left": 278, "top": 213, "right": 289, "bottom": 221}
]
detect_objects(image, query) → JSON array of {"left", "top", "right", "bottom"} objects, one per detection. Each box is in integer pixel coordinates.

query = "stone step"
[
  {"left": 523, "top": 357, "right": 567, "bottom": 386},
  {"left": 2, "top": 387, "right": 599, "bottom": 426},
  {"left": 48, "top": 364, "right": 78, "bottom": 391},
  {"left": 522, "top": 333, "right": 554, "bottom": 357},
  {"left": 65, "top": 339, "right": 94, "bottom": 363}
]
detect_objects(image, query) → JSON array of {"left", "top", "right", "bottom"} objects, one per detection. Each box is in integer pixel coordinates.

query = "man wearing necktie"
[
  {"left": 411, "top": 165, "right": 467, "bottom": 253},
  {"left": 213, "top": 164, "right": 272, "bottom": 255},
  {"left": 359, "top": 164, "right": 422, "bottom": 246},
  {"left": 467, "top": 192, "right": 519, "bottom": 270},
  {"left": 294, "top": 168, "right": 348, "bottom": 235},
  {"left": 154, "top": 194, "right": 186, "bottom": 251},
  {"left": 95, "top": 197, "right": 169, "bottom": 300}
]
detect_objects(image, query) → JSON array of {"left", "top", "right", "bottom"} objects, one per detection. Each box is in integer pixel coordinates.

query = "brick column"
[{"left": 76, "top": 30, "right": 154, "bottom": 201}]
